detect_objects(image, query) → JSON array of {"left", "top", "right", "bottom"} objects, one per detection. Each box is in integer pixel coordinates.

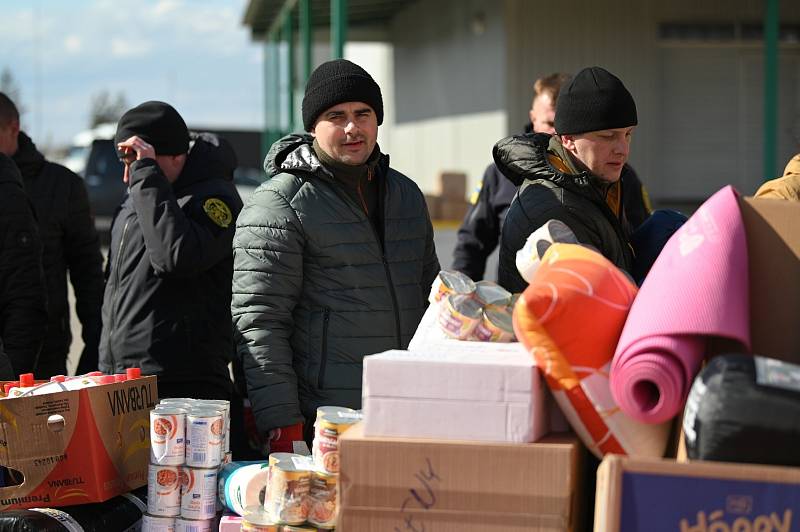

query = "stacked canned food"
[
  {"left": 144, "top": 397, "right": 231, "bottom": 532},
  {"left": 234, "top": 406, "right": 360, "bottom": 530},
  {"left": 430, "top": 270, "right": 519, "bottom": 342}
]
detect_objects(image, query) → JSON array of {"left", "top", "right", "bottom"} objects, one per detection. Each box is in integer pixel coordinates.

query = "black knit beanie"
[
  {"left": 115, "top": 101, "right": 190, "bottom": 155},
  {"left": 302, "top": 59, "right": 384, "bottom": 131},
  {"left": 555, "top": 67, "right": 637, "bottom": 135}
]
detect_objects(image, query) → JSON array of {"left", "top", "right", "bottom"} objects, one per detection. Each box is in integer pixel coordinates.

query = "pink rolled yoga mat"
[{"left": 611, "top": 186, "right": 750, "bottom": 424}]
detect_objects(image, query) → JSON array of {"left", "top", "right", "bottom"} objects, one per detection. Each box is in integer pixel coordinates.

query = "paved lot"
[{"left": 66, "top": 226, "right": 497, "bottom": 375}]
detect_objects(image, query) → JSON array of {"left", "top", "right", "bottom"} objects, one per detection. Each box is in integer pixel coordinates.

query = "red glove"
[{"left": 268, "top": 423, "right": 304, "bottom": 454}]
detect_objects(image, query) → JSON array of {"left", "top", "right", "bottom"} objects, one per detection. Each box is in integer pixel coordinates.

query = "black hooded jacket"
[
  {"left": 13, "top": 132, "right": 104, "bottom": 377},
  {"left": 0, "top": 153, "right": 47, "bottom": 378},
  {"left": 99, "top": 133, "right": 243, "bottom": 396},
  {"left": 495, "top": 133, "right": 635, "bottom": 293}
]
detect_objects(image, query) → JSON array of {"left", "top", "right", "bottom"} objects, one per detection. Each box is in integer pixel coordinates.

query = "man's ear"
[
  {"left": 10, "top": 119, "right": 20, "bottom": 137},
  {"left": 559, "top": 134, "right": 576, "bottom": 151}
]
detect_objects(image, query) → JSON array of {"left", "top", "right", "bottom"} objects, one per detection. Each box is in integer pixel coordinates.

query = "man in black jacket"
[
  {"left": 497, "top": 67, "right": 641, "bottom": 292},
  {"left": 0, "top": 92, "right": 104, "bottom": 378},
  {"left": 100, "top": 101, "right": 242, "bottom": 399},
  {"left": 0, "top": 153, "right": 47, "bottom": 378},
  {"left": 453, "top": 74, "right": 651, "bottom": 282}
]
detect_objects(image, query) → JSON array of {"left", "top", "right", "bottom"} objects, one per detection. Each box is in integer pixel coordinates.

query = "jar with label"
[{"left": 312, "top": 406, "right": 361, "bottom": 474}]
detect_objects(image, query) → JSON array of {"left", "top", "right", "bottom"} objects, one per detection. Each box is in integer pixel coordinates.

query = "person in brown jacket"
[{"left": 755, "top": 153, "right": 800, "bottom": 200}]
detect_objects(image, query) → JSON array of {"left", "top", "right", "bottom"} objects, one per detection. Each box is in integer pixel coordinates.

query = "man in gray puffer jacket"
[{"left": 232, "top": 59, "right": 439, "bottom": 451}]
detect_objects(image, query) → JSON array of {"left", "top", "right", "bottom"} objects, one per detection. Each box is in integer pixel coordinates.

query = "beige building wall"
[{"left": 382, "top": 0, "right": 800, "bottom": 203}]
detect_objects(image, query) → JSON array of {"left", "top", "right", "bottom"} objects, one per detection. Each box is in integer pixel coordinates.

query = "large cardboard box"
[
  {"left": 435, "top": 171, "right": 467, "bottom": 201},
  {"left": 594, "top": 455, "right": 800, "bottom": 532},
  {"left": 740, "top": 197, "right": 800, "bottom": 362},
  {"left": 339, "top": 423, "right": 585, "bottom": 531},
  {"left": 362, "top": 347, "right": 546, "bottom": 443},
  {"left": 439, "top": 198, "right": 470, "bottom": 221},
  {"left": 0, "top": 376, "right": 156, "bottom": 509}
]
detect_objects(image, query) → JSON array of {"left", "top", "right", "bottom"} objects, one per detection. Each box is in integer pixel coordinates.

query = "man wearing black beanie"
[
  {"left": 495, "top": 66, "right": 641, "bottom": 292},
  {"left": 232, "top": 59, "right": 440, "bottom": 453},
  {"left": 100, "top": 101, "right": 243, "bottom": 401}
]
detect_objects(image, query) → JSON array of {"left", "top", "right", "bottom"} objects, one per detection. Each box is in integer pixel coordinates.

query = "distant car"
[{"left": 59, "top": 124, "right": 265, "bottom": 221}]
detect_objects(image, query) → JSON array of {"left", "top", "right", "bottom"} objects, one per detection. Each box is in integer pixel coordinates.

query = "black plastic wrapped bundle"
[
  {"left": 683, "top": 353, "right": 800, "bottom": 466},
  {"left": 0, "top": 487, "right": 146, "bottom": 532}
]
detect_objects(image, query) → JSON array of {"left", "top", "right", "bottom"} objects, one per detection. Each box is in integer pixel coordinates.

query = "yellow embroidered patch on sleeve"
[
  {"left": 203, "top": 198, "right": 233, "bottom": 228},
  {"left": 469, "top": 179, "right": 484, "bottom": 205}
]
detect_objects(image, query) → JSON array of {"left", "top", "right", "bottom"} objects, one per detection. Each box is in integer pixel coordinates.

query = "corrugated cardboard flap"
[{"left": 740, "top": 197, "right": 800, "bottom": 362}]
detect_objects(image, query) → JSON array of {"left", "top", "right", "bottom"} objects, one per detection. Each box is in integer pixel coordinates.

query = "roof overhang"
[{"left": 242, "top": 0, "right": 410, "bottom": 41}]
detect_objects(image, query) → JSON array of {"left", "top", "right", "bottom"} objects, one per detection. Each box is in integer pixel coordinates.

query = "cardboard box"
[
  {"left": 740, "top": 197, "right": 800, "bottom": 363},
  {"left": 594, "top": 455, "right": 800, "bottom": 532},
  {"left": 435, "top": 171, "right": 467, "bottom": 201},
  {"left": 439, "top": 198, "right": 470, "bottom": 221},
  {"left": 363, "top": 346, "right": 546, "bottom": 442},
  {"left": 0, "top": 376, "right": 156, "bottom": 509},
  {"left": 424, "top": 193, "right": 441, "bottom": 220},
  {"left": 339, "top": 423, "right": 585, "bottom": 532}
]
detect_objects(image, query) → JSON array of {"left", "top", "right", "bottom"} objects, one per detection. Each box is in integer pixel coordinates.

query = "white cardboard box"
[{"left": 362, "top": 345, "right": 546, "bottom": 442}]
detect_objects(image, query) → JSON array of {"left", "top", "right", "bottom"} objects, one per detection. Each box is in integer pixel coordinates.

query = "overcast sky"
[{"left": 0, "top": 0, "right": 263, "bottom": 148}]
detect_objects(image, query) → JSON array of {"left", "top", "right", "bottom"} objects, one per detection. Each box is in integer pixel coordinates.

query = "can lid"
[
  {"left": 3, "top": 382, "right": 16, "bottom": 394},
  {"left": 316, "top": 406, "right": 361, "bottom": 426},
  {"left": 98, "top": 375, "right": 115, "bottom": 385},
  {"left": 152, "top": 405, "right": 188, "bottom": 415},
  {"left": 126, "top": 367, "right": 141, "bottom": 379},
  {"left": 18, "top": 373, "right": 34, "bottom": 387},
  {"left": 50, "top": 375, "right": 66, "bottom": 383},
  {"left": 86, "top": 371, "right": 104, "bottom": 377},
  {"left": 187, "top": 407, "right": 222, "bottom": 416},
  {"left": 160, "top": 397, "right": 197, "bottom": 404},
  {"left": 242, "top": 505, "right": 279, "bottom": 527}
]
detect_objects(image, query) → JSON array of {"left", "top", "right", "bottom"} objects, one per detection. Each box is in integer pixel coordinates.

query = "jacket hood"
[
  {"left": 264, "top": 133, "right": 391, "bottom": 181},
  {"left": 0, "top": 152, "right": 25, "bottom": 188},
  {"left": 12, "top": 131, "right": 46, "bottom": 180},
  {"left": 174, "top": 132, "right": 237, "bottom": 190},
  {"left": 493, "top": 132, "right": 592, "bottom": 188},
  {"left": 264, "top": 133, "right": 323, "bottom": 179}
]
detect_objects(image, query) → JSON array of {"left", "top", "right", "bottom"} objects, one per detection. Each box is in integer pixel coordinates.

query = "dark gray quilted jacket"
[{"left": 232, "top": 134, "right": 439, "bottom": 433}]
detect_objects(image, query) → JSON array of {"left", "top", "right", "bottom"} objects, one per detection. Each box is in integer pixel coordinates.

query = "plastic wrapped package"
[
  {"left": 683, "top": 353, "right": 800, "bottom": 467},
  {"left": 0, "top": 486, "right": 146, "bottom": 531}
]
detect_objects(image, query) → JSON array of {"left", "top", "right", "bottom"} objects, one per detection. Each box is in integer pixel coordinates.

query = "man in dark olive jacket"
[
  {"left": 497, "top": 67, "right": 641, "bottom": 293},
  {"left": 0, "top": 92, "right": 104, "bottom": 378},
  {"left": 232, "top": 60, "right": 440, "bottom": 452},
  {"left": 0, "top": 153, "right": 47, "bottom": 378},
  {"left": 100, "top": 101, "right": 242, "bottom": 400}
]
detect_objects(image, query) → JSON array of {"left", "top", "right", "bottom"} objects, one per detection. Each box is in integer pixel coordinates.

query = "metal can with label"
[
  {"left": 312, "top": 407, "right": 360, "bottom": 474},
  {"left": 471, "top": 306, "right": 515, "bottom": 342},
  {"left": 265, "top": 459, "right": 311, "bottom": 525},
  {"left": 147, "top": 464, "right": 181, "bottom": 517},
  {"left": 142, "top": 512, "right": 176, "bottom": 531},
  {"left": 185, "top": 408, "right": 223, "bottom": 468},
  {"left": 429, "top": 270, "right": 475, "bottom": 303},
  {"left": 474, "top": 280, "right": 512, "bottom": 308},
  {"left": 174, "top": 516, "right": 214, "bottom": 532},
  {"left": 198, "top": 399, "right": 230, "bottom": 454},
  {"left": 150, "top": 407, "right": 186, "bottom": 466},
  {"left": 438, "top": 293, "right": 483, "bottom": 339},
  {"left": 307, "top": 470, "right": 337, "bottom": 529},
  {"left": 179, "top": 466, "right": 218, "bottom": 520}
]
